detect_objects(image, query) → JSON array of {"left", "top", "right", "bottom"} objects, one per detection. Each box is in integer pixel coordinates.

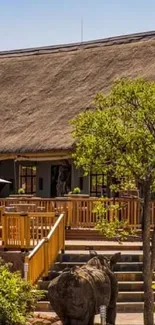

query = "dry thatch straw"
[{"left": 1, "top": 31, "right": 155, "bottom": 154}]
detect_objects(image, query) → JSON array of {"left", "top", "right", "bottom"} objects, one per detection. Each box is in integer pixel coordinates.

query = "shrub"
[{"left": 0, "top": 259, "right": 44, "bottom": 325}]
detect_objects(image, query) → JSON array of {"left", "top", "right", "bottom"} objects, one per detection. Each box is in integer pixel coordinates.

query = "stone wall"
[{"left": 0, "top": 251, "right": 25, "bottom": 277}]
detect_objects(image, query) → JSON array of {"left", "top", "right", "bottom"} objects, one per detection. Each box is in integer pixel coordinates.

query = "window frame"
[
  {"left": 20, "top": 165, "right": 36, "bottom": 194},
  {"left": 90, "top": 172, "right": 107, "bottom": 197}
]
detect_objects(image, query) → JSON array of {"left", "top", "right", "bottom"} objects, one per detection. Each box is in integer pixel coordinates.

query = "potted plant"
[
  {"left": 72, "top": 187, "right": 81, "bottom": 195},
  {"left": 67, "top": 187, "right": 89, "bottom": 198},
  {"left": 18, "top": 188, "right": 25, "bottom": 195}
]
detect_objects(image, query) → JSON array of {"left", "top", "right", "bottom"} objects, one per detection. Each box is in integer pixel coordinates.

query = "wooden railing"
[
  {"left": 1, "top": 196, "right": 155, "bottom": 233},
  {"left": 0, "top": 197, "right": 68, "bottom": 214},
  {"left": 24, "top": 213, "right": 65, "bottom": 284},
  {"left": 0, "top": 206, "right": 4, "bottom": 240},
  {"left": 1, "top": 211, "right": 56, "bottom": 249},
  {"left": 67, "top": 197, "right": 154, "bottom": 229}
]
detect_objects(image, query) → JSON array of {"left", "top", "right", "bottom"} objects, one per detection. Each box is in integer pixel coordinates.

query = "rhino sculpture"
[{"left": 48, "top": 252, "right": 121, "bottom": 325}]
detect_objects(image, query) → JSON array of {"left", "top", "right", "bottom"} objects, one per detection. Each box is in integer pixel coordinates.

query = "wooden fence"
[{"left": 24, "top": 213, "right": 65, "bottom": 284}]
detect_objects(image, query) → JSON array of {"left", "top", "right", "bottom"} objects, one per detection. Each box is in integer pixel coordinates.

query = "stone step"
[
  {"left": 36, "top": 301, "right": 153, "bottom": 313},
  {"left": 53, "top": 261, "right": 143, "bottom": 272}
]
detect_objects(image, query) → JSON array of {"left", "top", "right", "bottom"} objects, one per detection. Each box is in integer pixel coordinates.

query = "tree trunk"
[
  {"left": 151, "top": 226, "right": 155, "bottom": 273},
  {"left": 142, "top": 182, "right": 154, "bottom": 325}
]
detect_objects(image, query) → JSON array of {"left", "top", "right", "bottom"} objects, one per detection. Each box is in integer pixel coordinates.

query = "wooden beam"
[{"left": 0, "top": 150, "right": 72, "bottom": 161}]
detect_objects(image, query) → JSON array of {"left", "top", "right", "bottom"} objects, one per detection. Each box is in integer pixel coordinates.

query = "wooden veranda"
[
  {"left": 0, "top": 196, "right": 155, "bottom": 285},
  {"left": 1, "top": 196, "right": 154, "bottom": 230}
]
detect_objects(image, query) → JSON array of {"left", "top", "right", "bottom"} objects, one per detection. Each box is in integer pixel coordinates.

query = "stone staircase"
[{"left": 37, "top": 239, "right": 155, "bottom": 313}]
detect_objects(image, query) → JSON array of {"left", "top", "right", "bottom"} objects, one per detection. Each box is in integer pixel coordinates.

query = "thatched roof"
[{"left": 1, "top": 30, "right": 155, "bottom": 155}]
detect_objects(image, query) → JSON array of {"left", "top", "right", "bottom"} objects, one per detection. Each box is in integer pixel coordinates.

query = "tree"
[{"left": 71, "top": 78, "right": 155, "bottom": 325}]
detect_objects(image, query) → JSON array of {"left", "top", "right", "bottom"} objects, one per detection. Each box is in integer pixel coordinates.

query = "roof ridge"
[{"left": 1, "top": 30, "right": 155, "bottom": 58}]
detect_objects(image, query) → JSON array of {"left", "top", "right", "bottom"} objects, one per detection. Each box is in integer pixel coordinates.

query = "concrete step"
[
  {"left": 115, "top": 271, "right": 143, "bottom": 281},
  {"left": 118, "top": 291, "right": 155, "bottom": 302},
  {"left": 117, "top": 302, "right": 147, "bottom": 313},
  {"left": 38, "top": 289, "right": 154, "bottom": 304},
  {"left": 53, "top": 261, "right": 143, "bottom": 272},
  {"left": 65, "top": 229, "right": 142, "bottom": 242},
  {"left": 38, "top": 280, "right": 51, "bottom": 290},
  {"left": 115, "top": 262, "right": 143, "bottom": 272},
  {"left": 95, "top": 313, "right": 155, "bottom": 325},
  {"left": 52, "top": 262, "right": 145, "bottom": 280},
  {"left": 36, "top": 301, "right": 154, "bottom": 313},
  {"left": 39, "top": 279, "right": 155, "bottom": 293},
  {"left": 58, "top": 252, "right": 143, "bottom": 263},
  {"left": 36, "top": 301, "right": 52, "bottom": 312},
  {"left": 65, "top": 240, "right": 143, "bottom": 251},
  {"left": 119, "top": 281, "right": 144, "bottom": 291}
]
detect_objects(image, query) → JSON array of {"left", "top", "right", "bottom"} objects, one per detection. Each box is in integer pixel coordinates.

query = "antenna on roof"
[{"left": 81, "top": 17, "right": 83, "bottom": 43}]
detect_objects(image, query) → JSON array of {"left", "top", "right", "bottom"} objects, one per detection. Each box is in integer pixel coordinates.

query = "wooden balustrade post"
[
  {"left": 62, "top": 215, "right": 65, "bottom": 253},
  {"left": 25, "top": 213, "right": 31, "bottom": 249},
  {"left": 20, "top": 213, "right": 27, "bottom": 250},
  {"left": 44, "top": 238, "right": 49, "bottom": 276},
  {"left": 67, "top": 199, "right": 73, "bottom": 229},
  {"left": 2, "top": 213, "right": 7, "bottom": 248}
]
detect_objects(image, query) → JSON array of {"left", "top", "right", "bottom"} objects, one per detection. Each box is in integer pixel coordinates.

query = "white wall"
[
  {"left": 36, "top": 162, "right": 51, "bottom": 197},
  {"left": 71, "top": 162, "right": 90, "bottom": 194}
]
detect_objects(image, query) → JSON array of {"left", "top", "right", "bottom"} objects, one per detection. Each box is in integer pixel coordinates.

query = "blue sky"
[{"left": 0, "top": 0, "right": 155, "bottom": 50}]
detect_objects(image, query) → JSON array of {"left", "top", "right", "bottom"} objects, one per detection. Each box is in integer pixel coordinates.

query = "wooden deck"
[{"left": 0, "top": 196, "right": 153, "bottom": 284}]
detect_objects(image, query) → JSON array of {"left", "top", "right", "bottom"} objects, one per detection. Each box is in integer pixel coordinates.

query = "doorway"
[
  {"left": 51, "top": 164, "right": 71, "bottom": 197},
  {"left": 51, "top": 165, "right": 59, "bottom": 197}
]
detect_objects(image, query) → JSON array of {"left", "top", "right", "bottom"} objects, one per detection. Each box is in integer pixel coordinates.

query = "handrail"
[
  {"left": 25, "top": 213, "right": 65, "bottom": 284},
  {"left": 28, "top": 238, "right": 45, "bottom": 259},
  {"left": 47, "top": 213, "right": 64, "bottom": 239}
]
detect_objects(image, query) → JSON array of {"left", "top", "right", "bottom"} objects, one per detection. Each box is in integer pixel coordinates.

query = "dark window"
[
  {"left": 90, "top": 173, "right": 107, "bottom": 197},
  {"left": 39, "top": 177, "right": 43, "bottom": 191},
  {"left": 20, "top": 165, "right": 36, "bottom": 194},
  {"left": 79, "top": 176, "right": 83, "bottom": 191},
  {"left": 9, "top": 179, "right": 14, "bottom": 192}
]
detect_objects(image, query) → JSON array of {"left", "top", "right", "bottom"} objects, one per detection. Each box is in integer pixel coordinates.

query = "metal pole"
[
  {"left": 100, "top": 305, "right": 106, "bottom": 325},
  {"left": 24, "top": 262, "right": 28, "bottom": 281}
]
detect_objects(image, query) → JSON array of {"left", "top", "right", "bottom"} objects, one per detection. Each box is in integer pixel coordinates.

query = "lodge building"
[{"left": 0, "top": 31, "right": 155, "bottom": 197}]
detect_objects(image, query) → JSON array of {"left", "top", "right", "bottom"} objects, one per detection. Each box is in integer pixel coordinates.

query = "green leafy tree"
[
  {"left": 71, "top": 78, "right": 155, "bottom": 325},
  {"left": 93, "top": 199, "right": 135, "bottom": 242},
  {"left": 0, "top": 259, "right": 44, "bottom": 325}
]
